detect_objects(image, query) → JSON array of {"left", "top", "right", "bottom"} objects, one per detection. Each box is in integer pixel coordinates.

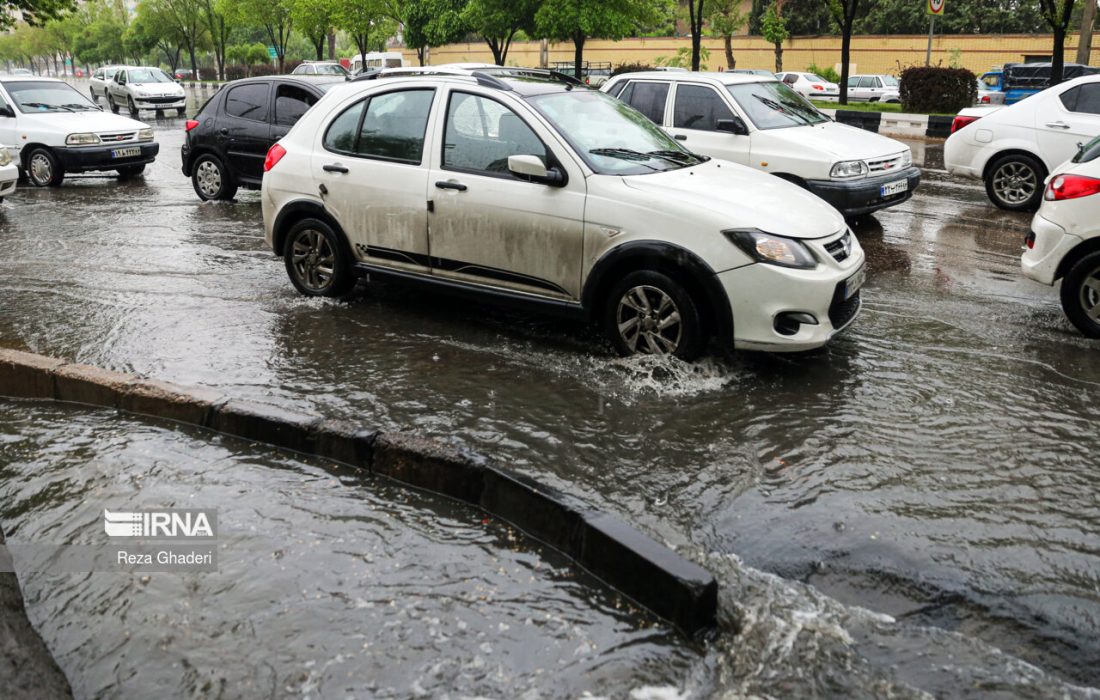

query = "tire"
[
  {"left": 177, "top": 107, "right": 186, "bottom": 117},
  {"left": 283, "top": 218, "right": 354, "bottom": 297},
  {"left": 985, "top": 153, "right": 1046, "bottom": 211},
  {"left": 1059, "top": 251, "right": 1100, "bottom": 338},
  {"left": 190, "top": 154, "right": 237, "bottom": 201},
  {"left": 24, "top": 147, "right": 64, "bottom": 187},
  {"left": 127, "top": 96, "right": 138, "bottom": 116},
  {"left": 117, "top": 164, "right": 146, "bottom": 180},
  {"left": 89, "top": 87, "right": 98, "bottom": 102},
  {"left": 109, "top": 95, "right": 119, "bottom": 114},
  {"left": 603, "top": 270, "right": 704, "bottom": 361}
]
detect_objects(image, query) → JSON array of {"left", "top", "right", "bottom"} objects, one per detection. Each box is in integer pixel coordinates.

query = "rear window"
[
  {"left": 224, "top": 83, "right": 270, "bottom": 122},
  {"left": 1073, "top": 135, "right": 1100, "bottom": 163}
]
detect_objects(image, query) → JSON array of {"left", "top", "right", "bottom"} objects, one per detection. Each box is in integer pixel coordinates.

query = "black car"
[{"left": 181, "top": 75, "right": 344, "bottom": 200}]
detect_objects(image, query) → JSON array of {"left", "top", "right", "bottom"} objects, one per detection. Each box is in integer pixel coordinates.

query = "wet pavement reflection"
[{"left": 1, "top": 97, "right": 1098, "bottom": 696}]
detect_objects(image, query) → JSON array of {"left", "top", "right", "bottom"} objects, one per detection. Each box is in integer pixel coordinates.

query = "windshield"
[
  {"left": 806, "top": 74, "right": 827, "bottom": 83},
  {"left": 527, "top": 89, "right": 704, "bottom": 175},
  {"left": 1073, "top": 135, "right": 1100, "bottom": 164},
  {"left": 726, "top": 81, "right": 828, "bottom": 129},
  {"left": 127, "top": 68, "right": 173, "bottom": 83},
  {"left": 4, "top": 80, "right": 99, "bottom": 112},
  {"left": 316, "top": 64, "right": 348, "bottom": 75}
]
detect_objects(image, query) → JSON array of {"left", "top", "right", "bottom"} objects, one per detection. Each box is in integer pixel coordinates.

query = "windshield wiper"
[
  {"left": 61, "top": 103, "right": 98, "bottom": 111},
  {"left": 21, "top": 101, "right": 72, "bottom": 112},
  {"left": 588, "top": 148, "right": 665, "bottom": 170},
  {"left": 648, "top": 149, "right": 707, "bottom": 164},
  {"left": 753, "top": 95, "right": 810, "bottom": 125}
]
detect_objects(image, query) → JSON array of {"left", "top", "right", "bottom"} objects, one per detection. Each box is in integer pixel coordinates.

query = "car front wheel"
[
  {"left": 985, "top": 153, "right": 1045, "bottom": 211},
  {"left": 191, "top": 154, "right": 237, "bottom": 201},
  {"left": 127, "top": 96, "right": 139, "bottom": 115},
  {"left": 25, "top": 147, "right": 64, "bottom": 187},
  {"left": 108, "top": 94, "right": 119, "bottom": 114},
  {"left": 1060, "top": 251, "right": 1100, "bottom": 338},
  {"left": 89, "top": 87, "right": 98, "bottom": 102},
  {"left": 117, "top": 164, "right": 146, "bottom": 180},
  {"left": 284, "top": 218, "right": 354, "bottom": 297},
  {"left": 603, "top": 270, "right": 704, "bottom": 361}
]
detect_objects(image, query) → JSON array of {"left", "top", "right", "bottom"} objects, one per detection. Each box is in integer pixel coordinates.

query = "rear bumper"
[
  {"left": 806, "top": 166, "right": 921, "bottom": 217},
  {"left": 1022, "top": 213, "right": 1080, "bottom": 285},
  {"left": 55, "top": 143, "right": 160, "bottom": 172}
]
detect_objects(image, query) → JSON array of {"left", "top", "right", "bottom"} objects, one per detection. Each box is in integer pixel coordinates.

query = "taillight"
[
  {"left": 264, "top": 143, "right": 286, "bottom": 172},
  {"left": 1044, "top": 174, "right": 1100, "bottom": 201},
  {"left": 812, "top": 84, "right": 824, "bottom": 91},
  {"left": 184, "top": 119, "right": 199, "bottom": 132},
  {"left": 951, "top": 115, "right": 979, "bottom": 133},
  {"left": 1025, "top": 231, "right": 1036, "bottom": 249},
  {"left": 980, "top": 95, "right": 990, "bottom": 104}
]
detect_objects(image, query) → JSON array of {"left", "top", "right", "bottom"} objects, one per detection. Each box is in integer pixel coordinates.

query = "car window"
[
  {"left": 225, "top": 83, "right": 270, "bottom": 122},
  {"left": 323, "top": 100, "right": 364, "bottom": 153},
  {"left": 605, "top": 80, "right": 628, "bottom": 98},
  {"left": 858, "top": 77, "right": 875, "bottom": 88},
  {"left": 356, "top": 89, "right": 433, "bottom": 162},
  {"left": 847, "top": 77, "right": 859, "bottom": 87},
  {"left": 274, "top": 84, "right": 316, "bottom": 126},
  {"left": 1062, "top": 84, "right": 1100, "bottom": 115},
  {"left": 1073, "top": 135, "right": 1100, "bottom": 163},
  {"left": 127, "top": 68, "right": 172, "bottom": 83},
  {"left": 982, "top": 74, "right": 1000, "bottom": 88},
  {"left": 442, "top": 91, "right": 547, "bottom": 176},
  {"left": 783, "top": 74, "right": 797, "bottom": 85},
  {"left": 621, "top": 81, "right": 669, "bottom": 124},
  {"left": 673, "top": 84, "right": 735, "bottom": 131},
  {"left": 882, "top": 76, "right": 898, "bottom": 87},
  {"left": 726, "top": 80, "right": 828, "bottom": 129}
]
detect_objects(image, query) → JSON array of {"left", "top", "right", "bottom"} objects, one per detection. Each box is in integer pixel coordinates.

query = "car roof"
[
  {"left": 221, "top": 74, "right": 346, "bottom": 90},
  {"left": 370, "top": 65, "right": 589, "bottom": 96},
  {"left": 607, "top": 70, "right": 774, "bottom": 85},
  {"left": 0, "top": 76, "right": 63, "bottom": 83}
]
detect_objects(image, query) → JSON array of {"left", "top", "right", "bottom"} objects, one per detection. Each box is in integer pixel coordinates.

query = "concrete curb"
[
  {"left": 823, "top": 108, "right": 951, "bottom": 139},
  {"left": 0, "top": 348, "right": 718, "bottom": 639}
]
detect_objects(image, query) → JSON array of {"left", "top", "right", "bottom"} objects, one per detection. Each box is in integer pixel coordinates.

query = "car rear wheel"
[
  {"left": 284, "top": 219, "right": 354, "bottom": 297},
  {"left": 25, "top": 147, "right": 64, "bottom": 187},
  {"left": 117, "top": 164, "right": 146, "bottom": 180},
  {"left": 603, "top": 270, "right": 704, "bottom": 361},
  {"left": 1060, "top": 251, "right": 1100, "bottom": 338},
  {"left": 191, "top": 154, "right": 237, "bottom": 201},
  {"left": 89, "top": 87, "right": 98, "bottom": 102},
  {"left": 985, "top": 153, "right": 1045, "bottom": 211}
]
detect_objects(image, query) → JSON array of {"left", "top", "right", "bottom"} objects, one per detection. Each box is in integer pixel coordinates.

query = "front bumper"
[
  {"left": 55, "top": 143, "right": 160, "bottom": 173},
  {"left": 1022, "top": 213, "right": 1080, "bottom": 285},
  {"left": 134, "top": 96, "right": 186, "bottom": 110},
  {"left": 0, "top": 163, "right": 17, "bottom": 197},
  {"left": 806, "top": 166, "right": 921, "bottom": 217}
]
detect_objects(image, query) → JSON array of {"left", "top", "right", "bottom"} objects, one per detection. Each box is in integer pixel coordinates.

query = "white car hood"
[
  {"left": 16, "top": 110, "right": 150, "bottom": 132},
  {"left": 130, "top": 83, "right": 184, "bottom": 96},
  {"left": 620, "top": 160, "right": 845, "bottom": 239},
  {"left": 776, "top": 121, "right": 906, "bottom": 160}
]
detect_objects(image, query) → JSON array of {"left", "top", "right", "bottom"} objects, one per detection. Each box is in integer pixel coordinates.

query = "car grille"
[
  {"left": 867, "top": 154, "right": 903, "bottom": 173},
  {"left": 139, "top": 96, "right": 181, "bottom": 104},
  {"left": 829, "top": 288, "right": 861, "bottom": 329},
  {"left": 97, "top": 131, "right": 137, "bottom": 143},
  {"left": 823, "top": 230, "right": 852, "bottom": 262}
]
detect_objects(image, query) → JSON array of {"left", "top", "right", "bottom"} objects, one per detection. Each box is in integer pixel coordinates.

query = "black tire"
[
  {"left": 24, "top": 147, "right": 64, "bottom": 187},
  {"left": 190, "top": 154, "right": 237, "bottom": 201},
  {"left": 1060, "top": 251, "right": 1100, "bottom": 338},
  {"left": 176, "top": 107, "right": 186, "bottom": 117},
  {"left": 89, "top": 87, "right": 98, "bottom": 102},
  {"left": 109, "top": 95, "right": 119, "bottom": 114},
  {"left": 283, "top": 218, "right": 354, "bottom": 297},
  {"left": 117, "top": 164, "right": 146, "bottom": 180},
  {"left": 127, "top": 96, "right": 139, "bottom": 116},
  {"left": 603, "top": 270, "right": 704, "bottom": 361},
  {"left": 985, "top": 153, "right": 1046, "bottom": 211}
]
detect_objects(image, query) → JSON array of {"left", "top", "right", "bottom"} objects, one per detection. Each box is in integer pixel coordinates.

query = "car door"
[
  {"left": 665, "top": 82, "right": 750, "bottom": 166},
  {"left": 617, "top": 80, "right": 672, "bottom": 126},
  {"left": 0, "top": 86, "right": 18, "bottom": 160},
  {"left": 847, "top": 76, "right": 864, "bottom": 101},
  {"left": 314, "top": 87, "right": 436, "bottom": 273},
  {"left": 220, "top": 81, "right": 274, "bottom": 183},
  {"left": 864, "top": 76, "right": 884, "bottom": 101},
  {"left": 1036, "top": 83, "right": 1100, "bottom": 169},
  {"left": 109, "top": 70, "right": 125, "bottom": 102},
  {"left": 426, "top": 88, "right": 586, "bottom": 299}
]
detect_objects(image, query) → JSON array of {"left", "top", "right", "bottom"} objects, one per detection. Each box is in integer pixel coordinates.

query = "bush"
[
  {"left": 224, "top": 64, "right": 247, "bottom": 81},
  {"left": 612, "top": 62, "right": 657, "bottom": 77},
  {"left": 806, "top": 63, "right": 840, "bottom": 84},
  {"left": 899, "top": 66, "right": 977, "bottom": 114}
]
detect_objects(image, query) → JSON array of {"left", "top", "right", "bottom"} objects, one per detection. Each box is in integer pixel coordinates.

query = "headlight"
[
  {"left": 134, "top": 91, "right": 147, "bottom": 98},
  {"left": 724, "top": 229, "right": 818, "bottom": 269},
  {"left": 66, "top": 133, "right": 101, "bottom": 146},
  {"left": 830, "top": 160, "right": 868, "bottom": 179},
  {"left": 0, "top": 147, "right": 10, "bottom": 167},
  {"left": 900, "top": 150, "right": 912, "bottom": 167},
  {"left": 137, "top": 129, "right": 154, "bottom": 141}
]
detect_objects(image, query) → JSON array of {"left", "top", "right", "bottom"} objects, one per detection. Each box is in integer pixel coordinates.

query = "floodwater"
[{"left": 1, "top": 88, "right": 1098, "bottom": 697}]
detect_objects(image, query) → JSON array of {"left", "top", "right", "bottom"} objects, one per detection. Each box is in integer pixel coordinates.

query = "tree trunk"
[
  {"left": 689, "top": 0, "right": 703, "bottom": 71},
  {"left": 314, "top": 35, "right": 324, "bottom": 61},
  {"left": 573, "top": 31, "right": 585, "bottom": 81},
  {"left": 724, "top": 35, "right": 735, "bottom": 69},
  {"left": 839, "top": 23, "right": 852, "bottom": 104},
  {"left": 1078, "top": 0, "right": 1097, "bottom": 65},
  {"left": 416, "top": 46, "right": 426, "bottom": 66},
  {"left": 487, "top": 38, "right": 504, "bottom": 65},
  {"left": 188, "top": 44, "right": 198, "bottom": 81},
  {"left": 1051, "top": 27, "right": 1066, "bottom": 86},
  {"left": 774, "top": 42, "right": 782, "bottom": 72},
  {"left": 328, "top": 30, "right": 337, "bottom": 61}
]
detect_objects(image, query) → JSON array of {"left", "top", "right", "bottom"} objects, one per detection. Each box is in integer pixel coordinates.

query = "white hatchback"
[
  {"left": 107, "top": 66, "right": 187, "bottom": 117},
  {"left": 261, "top": 67, "right": 866, "bottom": 359},
  {"left": 89, "top": 64, "right": 131, "bottom": 102},
  {"left": 602, "top": 71, "right": 919, "bottom": 218},
  {"left": 0, "top": 143, "right": 17, "bottom": 201},
  {"left": 776, "top": 71, "right": 840, "bottom": 101}
]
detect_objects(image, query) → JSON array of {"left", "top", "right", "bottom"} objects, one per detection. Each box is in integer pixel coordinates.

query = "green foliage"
[
  {"left": 858, "top": 0, "right": 1046, "bottom": 34},
  {"left": 402, "top": 0, "right": 468, "bottom": 56},
  {"left": 707, "top": 0, "right": 747, "bottom": 39},
  {"left": 1, "top": 0, "right": 76, "bottom": 31},
  {"left": 219, "top": 0, "right": 292, "bottom": 66},
  {"left": 462, "top": 0, "right": 539, "bottom": 64},
  {"left": 227, "top": 41, "right": 268, "bottom": 64},
  {"left": 534, "top": 0, "right": 665, "bottom": 44},
  {"left": 332, "top": 0, "right": 398, "bottom": 64},
  {"left": 760, "top": 4, "right": 788, "bottom": 45},
  {"left": 656, "top": 45, "right": 708, "bottom": 70},
  {"left": 292, "top": 0, "right": 335, "bottom": 59},
  {"left": 898, "top": 65, "right": 976, "bottom": 113},
  {"left": 611, "top": 61, "right": 657, "bottom": 77},
  {"left": 806, "top": 62, "right": 839, "bottom": 83},
  {"left": 947, "top": 48, "right": 963, "bottom": 69}
]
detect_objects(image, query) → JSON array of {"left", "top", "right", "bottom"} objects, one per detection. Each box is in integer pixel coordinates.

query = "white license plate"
[
  {"left": 844, "top": 265, "right": 866, "bottom": 300},
  {"left": 111, "top": 147, "right": 141, "bottom": 158},
  {"left": 880, "top": 179, "right": 908, "bottom": 197}
]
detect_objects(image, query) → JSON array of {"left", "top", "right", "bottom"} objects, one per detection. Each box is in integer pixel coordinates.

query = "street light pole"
[{"left": 926, "top": 15, "right": 935, "bottom": 66}]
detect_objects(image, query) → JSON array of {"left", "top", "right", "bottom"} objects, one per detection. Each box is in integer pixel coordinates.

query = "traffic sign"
[
  {"left": 928, "top": 0, "right": 945, "bottom": 15},
  {"left": 267, "top": 46, "right": 277, "bottom": 59}
]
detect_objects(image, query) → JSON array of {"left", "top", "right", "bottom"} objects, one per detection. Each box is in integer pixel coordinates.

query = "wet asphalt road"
[{"left": 1, "top": 97, "right": 1099, "bottom": 698}]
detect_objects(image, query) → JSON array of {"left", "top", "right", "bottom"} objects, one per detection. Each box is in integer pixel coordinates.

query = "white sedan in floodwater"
[{"left": 0, "top": 143, "right": 17, "bottom": 201}]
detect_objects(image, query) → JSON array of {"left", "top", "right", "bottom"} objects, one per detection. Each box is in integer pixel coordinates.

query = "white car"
[
  {"left": 846, "top": 74, "right": 900, "bottom": 103},
  {"left": 0, "top": 143, "right": 17, "bottom": 201},
  {"left": 0, "top": 76, "right": 159, "bottom": 187},
  {"left": 292, "top": 61, "right": 350, "bottom": 78},
  {"left": 261, "top": 67, "right": 866, "bottom": 359},
  {"left": 106, "top": 66, "right": 186, "bottom": 117},
  {"left": 1022, "top": 135, "right": 1100, "bottom": 336},
  {"left": 89, "top": 64, "right": 131, "bottom": 102},
  {"left": 601, "top": 71, "right": 919, "bottom": 218},
  {"left": 975, "top": 79, "right": 1005, "bottom": 106},
  {"left": 945, "top": 75, "right": 1100, "bottom": 211},
  {"left": 776, "top": 71, "right": 839, "bottom": 102}
]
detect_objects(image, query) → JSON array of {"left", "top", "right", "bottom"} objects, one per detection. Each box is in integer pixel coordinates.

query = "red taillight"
[
  {"left": 1044, "top": 174, "right": 1100, "bottom": 201},
  {"left": 980, "top": 95, "right": 990, "bottom": 104},
  {"left": 1025, "top": 231, "right": 1036, "bottom": 249},
  {"left": 264, "top": 143, "right": 287, "bottom": 172},
  {"left": 184, "top": 119, "right": 199, "bottom": 132},
  {"left": 811, "top": 84, "right": 824, "bottom": 90},
  {"left": 951, "top": 115, "right": 979, "bottom": 133}
]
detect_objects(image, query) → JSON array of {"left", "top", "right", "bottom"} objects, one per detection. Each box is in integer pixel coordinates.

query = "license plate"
[
  {"left": 844, "top": 265, "right": 866, "bottom": 300},
  {"left": 880, "top": 179, "right": 908, "bottom": 197},
  {"left": 111, "top": 147, "right": 141, "bottom": 158}
]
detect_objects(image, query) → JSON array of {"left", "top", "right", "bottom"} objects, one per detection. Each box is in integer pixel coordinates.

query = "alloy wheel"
[
  {"left": 29, "top": 153, "right": 52, "bottom": 185},
  {"left": 289, "top": 228, "right": 336, "bottom": 293},
  {"left": 992, "top": 161, "right": 1037, "bottom": 205},
  {"left": 1079, "top": 263, "right": 1100, "bottom": 326},
  {"left": 195, "top": 160, "right": 222, "bottom": 198},
  {"left": 616, "top": 285, "right": 683, "bottom": 355}
]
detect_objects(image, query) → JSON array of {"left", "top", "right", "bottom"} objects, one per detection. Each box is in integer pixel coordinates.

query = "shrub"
[
  {"left": 806, "top": 63, "right": 840, "bottom": 84},
  {"left": 899, "top": 65, "right": 977, "bottom": 114},
  {"left": 224, "top": 64, "right": 247, "bottom": 81},
  {"left": 612, "top": 62, "right": 657, "bottom": 77}
]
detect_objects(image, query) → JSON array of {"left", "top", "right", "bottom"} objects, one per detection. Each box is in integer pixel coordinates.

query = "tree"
[
  {"left": 1, "top": 0, "right": 75, "bottom": 31},
  {"left": 156, "top": 0, "right": 207, "bottom": 81},
  {"left": 707, "top": 0, "right": 747, "bottom": 70},
  {"left": 462, "top": 0, "right": 540, "bottom": 66},
  {"left": 401, "top": 0, "right": 468, "bottom": 66},
  {"left": 685, "top": 0, "right": 705, "bottom": 71},
  {"left": 130, "top": 1, "right": 187, "bottom": 74},
  {"left": 857, "top": 0, "right": 1045, "bottom": 34},
  {"left": 827, "top": 0, "right": 863, "bottom": 105},
  {"left": 199, "top": 0, "right": 230, "bottom": 80},
  {"left": 1076, "top": 0, "right": 1096, "bottom": 65},
  {"left": 760, "top": 2, "right": 787, "bottom": 73},
  {"left": 535, "top": 0, "right": 665, "bottom": 81},
  {"left": 72, "top": 0, "right": 131, "bottom": 65},
  {"left": 1039, "top": 0, "right": 1079, "bottom": 86},
  {"left": 222, "top": 0, "right": 294, "bottom": 72},
  {"left": 292, "top": 0, "right": 335, "bottom": 61},
  {"left": 332, "top": 0, "right": 396, "bottom": 69}
]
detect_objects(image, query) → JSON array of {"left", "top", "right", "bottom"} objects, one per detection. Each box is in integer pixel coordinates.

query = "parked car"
[
  {"left": 89, "top": 64, "right": 130, "bottom": 102},
  {"left": 107, "top": 66, "right": 187, "bottom": 116},
  {"left": 1022, "top": 135, "right": 1100, "bottom": 336},
  {"left": 601, "top": 71, "right": 919, "bottom": 218},
  {"left": 726, "top": 69, "right": 775, "bottom": 77},
  {"left": 0, "top": 68, "right": 33, "bottom": 77},
  {"left": 0, "top": 76, "right": 158, "bottom": 187},
  {"left": 975, "top": 78, "right": 1005, "bottom": 106},
  {"left": 261, "top": 66, "right": 866, "bottom": 359},
  {"left": 550, "top": 61, "right": 612, "bottom": 87},
  {"left": 350, "top": 52, "right": 406, "bottom": 74},
  {"left": 182, "top": 75, "right": 344, "bottom": 200},
  {"left": 174, "top": 68, "right": 200, "bottom": 81},
  {"left": 292, "top": 61, "right": 350, "bottom": 78},
  {"left": 776, "top": 72, "right": 840, "bottom": 102},
  {"left": 945, "top": 75, "right": 1100, "bottom": 211},
  {"left": 978, "top": 63, "right": 1100, "bottom": 106},
  {"left": 846, "top": 74, "right": 900, "bottom": 103},
  {"left": 0, "top": 143, "right": 17, "bottom": 201}
]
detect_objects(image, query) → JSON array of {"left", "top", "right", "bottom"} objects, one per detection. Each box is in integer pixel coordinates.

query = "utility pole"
[
  {"left": 1078, "top": 0, "right": 1098, "bottom": 65},
  {"left": 925, "top": 15, "right": 935, "bottom": 65}
]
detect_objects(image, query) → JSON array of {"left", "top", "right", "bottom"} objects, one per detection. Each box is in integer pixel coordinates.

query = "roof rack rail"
[
  {"left": 350, "top": 68, "right": 383, "bottom": 82},
  {"left": 469, "top": 70, "right": 513, "bottom": 91}
]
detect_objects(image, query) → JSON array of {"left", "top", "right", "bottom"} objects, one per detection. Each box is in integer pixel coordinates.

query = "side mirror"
[
  {"left": 0, "top": 105, "right": 14, "bottom": 118},
  {"left": 508, "top": 154, "right": 565, "bottom": 186},
  {"left": 715, "top": 117, "right": 749, "bottom": 136}
]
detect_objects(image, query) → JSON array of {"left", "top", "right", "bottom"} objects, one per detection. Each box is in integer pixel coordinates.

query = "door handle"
[
  {"left": 218, "top": 128, "right": 228, "bottom": 136},
  {"left": 323, "top": 163, "right": 349, "bottom": 173},
  {"left": 674, "top": 134, "right": 687, "bottom": 141},
  {"left": 272, "top": 131, "right": 287, "bottom": 139},
  {"left": 435, "top": 180, "right": 467, "bottom": 191},
  {"left": 1045, "top": 121, "right": 1071, "bottom": 129}
]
